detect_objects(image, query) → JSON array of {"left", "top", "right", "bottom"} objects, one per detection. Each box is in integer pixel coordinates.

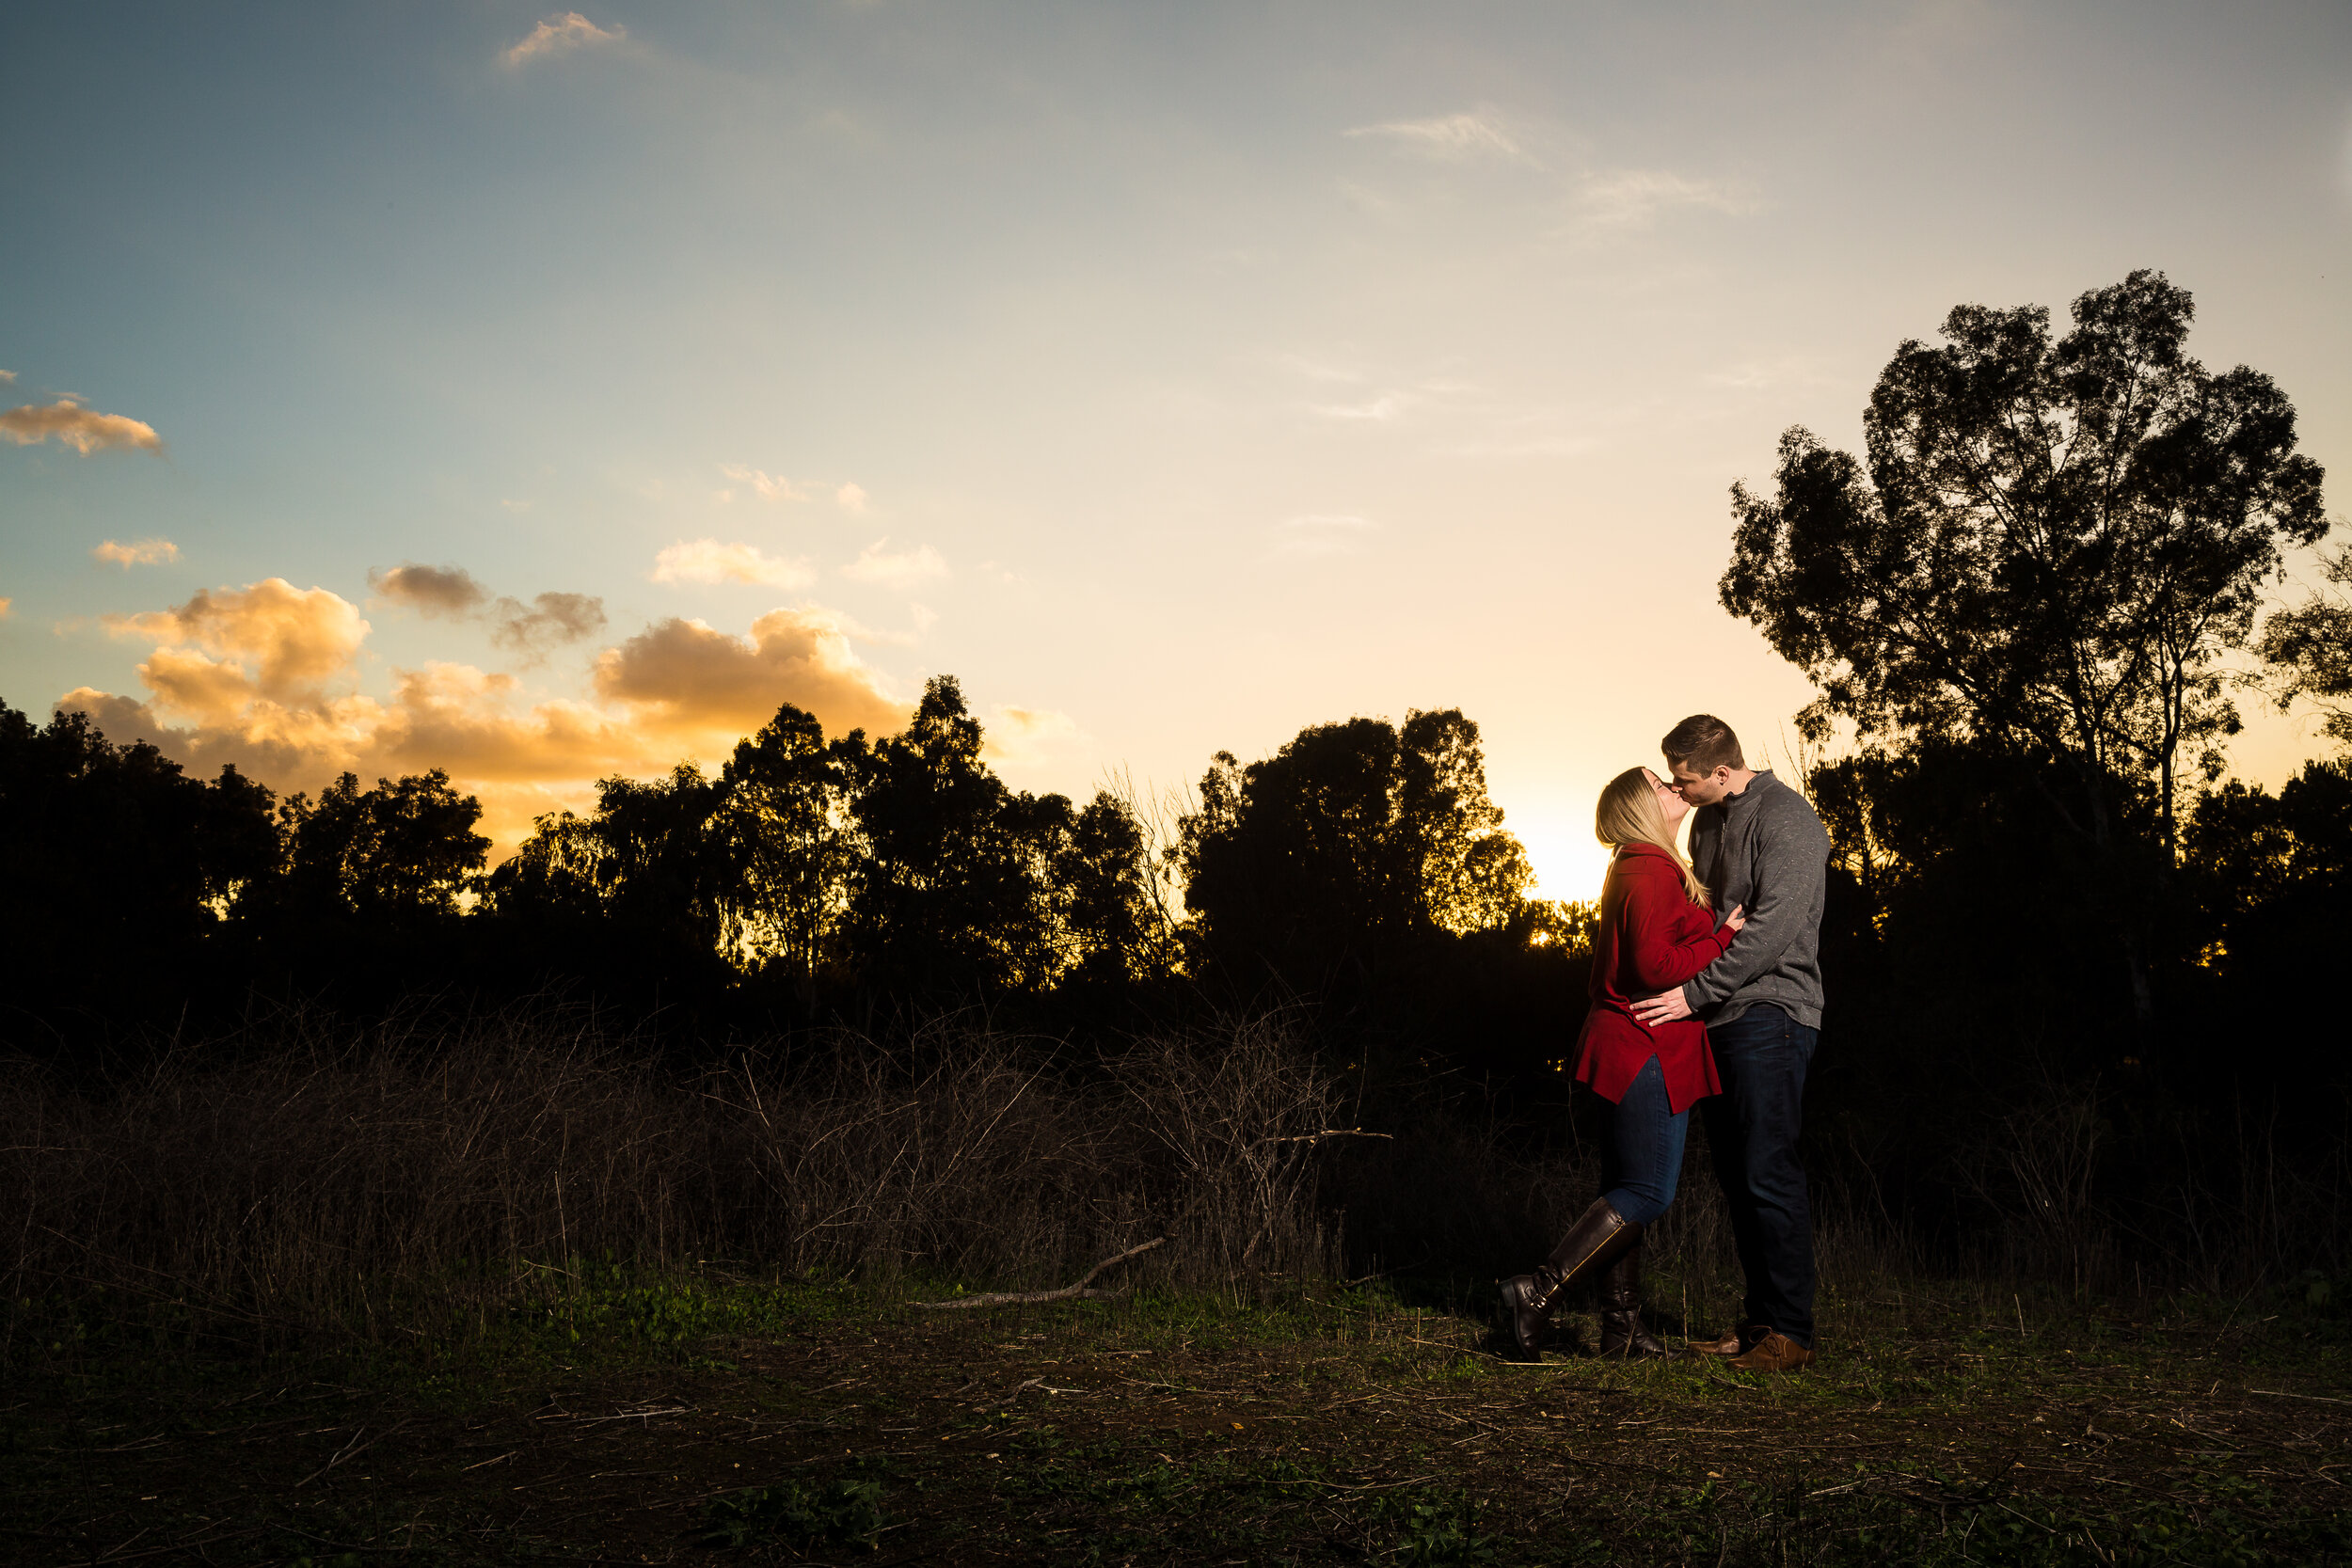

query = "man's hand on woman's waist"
[{"left": 1631, "top": 988, "right": 1693, "bottom": 1024}]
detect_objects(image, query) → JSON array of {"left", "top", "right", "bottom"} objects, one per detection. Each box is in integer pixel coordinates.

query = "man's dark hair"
[{"left": 1661, "top": 714, "right": 1743, "bottom": 774}]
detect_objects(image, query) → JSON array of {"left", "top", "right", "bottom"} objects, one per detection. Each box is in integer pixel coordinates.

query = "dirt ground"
[{"left": 6, "top": 1280, "right": 2349, "bottom": 1565}]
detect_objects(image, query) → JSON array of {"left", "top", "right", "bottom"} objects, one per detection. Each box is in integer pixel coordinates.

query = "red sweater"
[{"left": 1574, "top": 842, "right": 1737, "bottom": 1114}]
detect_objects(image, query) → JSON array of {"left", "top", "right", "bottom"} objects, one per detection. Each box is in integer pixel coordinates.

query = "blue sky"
[{"left": 5, "top": 0, "right": 2348, "bottom": 895}]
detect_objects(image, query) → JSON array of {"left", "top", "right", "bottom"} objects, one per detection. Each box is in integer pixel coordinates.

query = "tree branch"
[{"left": 911, "top": 1236, "right": 1168, "bottom": 1309}]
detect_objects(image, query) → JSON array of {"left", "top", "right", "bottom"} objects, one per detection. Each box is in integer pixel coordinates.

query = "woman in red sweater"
[{"left": 1502, "top": 767, "right": 1743, "bottom": 1357}]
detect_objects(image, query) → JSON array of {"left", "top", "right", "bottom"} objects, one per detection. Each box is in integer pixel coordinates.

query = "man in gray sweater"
[{"left": 1630, "top": 714, "right": 1830, "bottom": 1371}]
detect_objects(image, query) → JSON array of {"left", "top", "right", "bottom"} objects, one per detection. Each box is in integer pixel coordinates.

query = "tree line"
[
  {"left": 0, "top": 676, "right": 1579, "bottom": 1053},
  {"left": 2, "top": 267, "right": 2344, "bottom": 1285}
]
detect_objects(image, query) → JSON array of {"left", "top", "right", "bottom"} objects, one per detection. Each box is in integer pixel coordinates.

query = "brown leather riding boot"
[
  {"left": 1500, "top": 1197, "right": 1643, "bottom": 1357},
  {"left": 1597, "top": 1243, "right": 1667, "bottom": 1357}
]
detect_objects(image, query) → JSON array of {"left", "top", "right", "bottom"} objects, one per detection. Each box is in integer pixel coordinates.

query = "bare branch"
[{"left": 911, "top": 1236, "right": 1168, "bottom": 1309}]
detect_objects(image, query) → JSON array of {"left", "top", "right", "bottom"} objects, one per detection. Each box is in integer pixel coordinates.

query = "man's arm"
[{"left": 1678, "top": 803, "right": 1826, "bottom": 1013}]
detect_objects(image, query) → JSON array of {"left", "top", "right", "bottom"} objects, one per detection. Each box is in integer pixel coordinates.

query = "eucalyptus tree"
[
  {"left": 1178, "top": 707, "right": 1532, "bottom": 997},
  {"left": 275, "top": 768, "right": 489, "bottom": 925},
  {"left": 713, "top": 702, "right": 865, "bottom": 987},
  {"left": 1722, "top": 270, "right": 2326, "bottom": 867},
  {"left": 2258, "top": 543, "right": 2352, "bottom": 753},
  {"left": 844, "top": 674, "right": 1070, "bottom": 994}
]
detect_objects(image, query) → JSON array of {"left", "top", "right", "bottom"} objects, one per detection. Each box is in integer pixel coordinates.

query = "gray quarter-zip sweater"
[{"left": 1683, "top": 769, "right": 1831, "bottom": 1029}]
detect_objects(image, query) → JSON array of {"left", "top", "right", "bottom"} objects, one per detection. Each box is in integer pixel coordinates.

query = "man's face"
[{"left": 1668, "top": 758, "right": 1734, "bottom": 807}]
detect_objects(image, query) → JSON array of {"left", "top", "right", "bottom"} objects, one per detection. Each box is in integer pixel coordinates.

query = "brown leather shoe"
[
  {"left": 1728, "top": 1330, "right": 1815, "bottom": 1371},
  {"left": 1690, "top": 1323, "right": 1767, "bottom": 1357}
]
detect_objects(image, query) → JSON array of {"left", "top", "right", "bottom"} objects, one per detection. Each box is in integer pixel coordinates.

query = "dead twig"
[
  {"left": 294, "top": 1417, "right": 410, "bottom": 1488},
  {"left": 912, "top": 1237, "right": 1167, "bottom": 1309}
]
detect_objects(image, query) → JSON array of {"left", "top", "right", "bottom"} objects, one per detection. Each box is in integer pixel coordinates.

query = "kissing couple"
[{"left": 1502, "top": 715, "right": 1831, "bottom": 1371}]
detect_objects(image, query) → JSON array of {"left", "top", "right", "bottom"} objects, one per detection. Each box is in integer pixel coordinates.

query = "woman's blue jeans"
[{"left": 1598, "top": 1054, "right": 1688, "bottom": 1227}]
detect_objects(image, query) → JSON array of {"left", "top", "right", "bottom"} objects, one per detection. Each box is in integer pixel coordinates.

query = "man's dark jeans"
[{"left": 1701, "top": 1004, "right": 1818, "bottom": 1348}]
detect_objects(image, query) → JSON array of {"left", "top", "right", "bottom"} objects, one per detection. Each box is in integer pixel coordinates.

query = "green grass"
[{"left": 6, "top": 1266, "right": 2350, "bottom": 1565}]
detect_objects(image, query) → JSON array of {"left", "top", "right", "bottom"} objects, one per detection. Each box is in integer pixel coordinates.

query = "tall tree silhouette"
[
  {"left": 1724, "top": 270, "right": 2325, "bottom": 861},
  {"left": 712, "top": 703, "right": 866, "bottom": 989},
  {"left": 1722, "top": 270, "right": 2326, "bottom": 1019},
  {"left": 0, "top": 703, "right": 278, "bottom": 986},
  {"left": 1055, "top": 791, "right": 1176, "bottom": 988},
  {"left": 844, "top": 675, "right": 1067, "bottom": 994},
  {"left": 1396, "top": 707, "right": 1534, "bottom": 935},
  {"left": 481, "top": 808, "right": 606, "bottom": 924},
  {"left": 1179, "top": 708, "right": 1531, "bottom": 999},
  {"left": 2258, "top": 544, "right": 2352, "bottom": 755},
  {"left": 582, "top": 764, "right": 729, "bottom": 951},
  {"left": 271, "top": 768, "right": 490, "bottom": 926}
]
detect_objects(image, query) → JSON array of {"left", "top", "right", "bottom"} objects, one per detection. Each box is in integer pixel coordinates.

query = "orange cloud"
[
  {"left": 1, "top": 398, "right": 163, "bottom": 455},
  {"left": 595, "top": 608, "right": 907, "bottom": 744},
  {"left": 93, "top": 538, "right": 181, "bottom": 567},
  {"left": 69, "top": 582, "right": 908, "bottom": 851},
  {"left": 107, "top": 579, "right": 370, "bottom": 704},
  {"left": 375, "top": 662, "right": 644, "bottom": 781},
  {"left": 503, "top": 11, "right": 624, "bottom": 67},
  {"left": 651, "top": 538, "right": 814, "bottom": 588}
]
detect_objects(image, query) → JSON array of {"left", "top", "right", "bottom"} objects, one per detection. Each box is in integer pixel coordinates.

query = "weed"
[
  {"left": 698, "top": 1477, "right": 888, "bottom": 1551},
  {"left": 1375, "top": 1485, "right": 1491, "bottom": 1566}
]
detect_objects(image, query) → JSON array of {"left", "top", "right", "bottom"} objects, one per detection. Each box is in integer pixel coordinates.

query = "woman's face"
[{"left": 1645, "top": 767, "right": 1689, "bottom": 830}]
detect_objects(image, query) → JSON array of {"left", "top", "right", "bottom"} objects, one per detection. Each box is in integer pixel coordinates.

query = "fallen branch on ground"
[{"left": 912, "top": 1238, "right": 1167, "bottom": 1309}]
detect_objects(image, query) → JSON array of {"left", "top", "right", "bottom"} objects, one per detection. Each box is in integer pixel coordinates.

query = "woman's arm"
[{"left": 1622, "top": 861, "right": 1734, "bottom": 993}]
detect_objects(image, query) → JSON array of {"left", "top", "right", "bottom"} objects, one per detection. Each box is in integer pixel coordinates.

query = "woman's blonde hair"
[{"left": 1596, "top": 767, "right": 1708, "bottom": 906}]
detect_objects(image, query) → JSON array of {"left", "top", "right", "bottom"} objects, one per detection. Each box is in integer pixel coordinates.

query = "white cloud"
[
  {"left": 1346, "top": 110, "right": 1531, "bottom": 164},
  {"left": 0, "top": 369, "right": 15, "bottom": 383},
  {"left": 1703, "top": 356, "right": 1826, "bottom": 392},
  {"left": 840, "top": 539, "right": 947, "bottom": 588},
  {"left": 719, "top": 464, "right": 806, "bottom": 502},
  {"left": 1577, "top": 170, "right": 1755, "bottom": 230},
  {"left": 0, "top": 597, "right": 12, "bottom": 617},
  {"left": 652, "top": 538, "right": 816, "bottom": 588},
  {"left": 1275, "top": 515, "right": 1376, "bottom": 559},
  {"left": 1, "top": 397, "right": 162, "bottom": 455},
  {"left": 983, "top": 705, "right": 1083, "bottom": 768},
  {"left": 1279, "top": 354, "right": 1366, "bottom": 385},
  {"left": 93, "top": 538, "right": 181, "bottom": 567},
  {"left": 1313, "top": 393, "right": 1408, "bottom": 421},
  {"left": 835, "top": 482, "right": 868, "bottom": 513},
  {"left": 502, "top": 11, "right": 625, "bottom": 68}
]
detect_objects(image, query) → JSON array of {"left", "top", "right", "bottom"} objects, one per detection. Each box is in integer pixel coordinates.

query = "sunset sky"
[{"left": 5, "top": 1, "right": 2348, "bottom": 899}]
